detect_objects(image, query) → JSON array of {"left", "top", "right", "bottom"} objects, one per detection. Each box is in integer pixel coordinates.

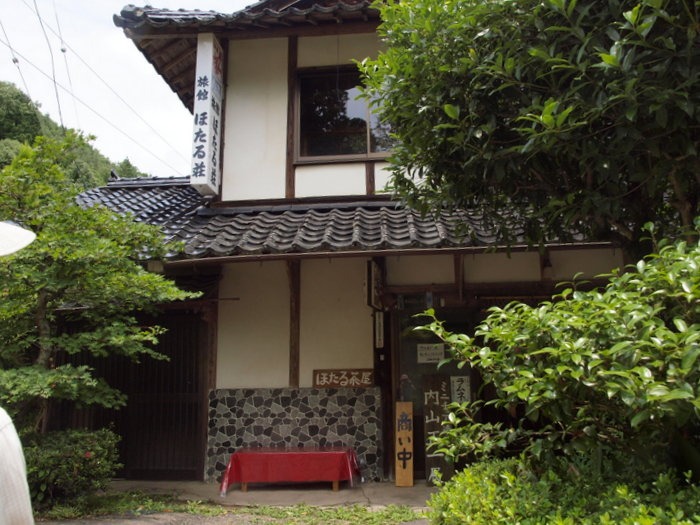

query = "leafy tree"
[
  {"left": 0, "top": 133, "right": 197, "bottom": 432},
  {"left": 423, "top": 222, "right": 700, "bottom": 473},
  {"left": 0, "top": 82, "right": 150, "bottom": 187},
  {"left": 0, "top": 81, "right": 41, "bottom": 143},
  {"left": 113, "top": 157, "right": 148, "bottom": 179},
  {"left": 37, "top": 112, "right": 116, "bottom": 188},
  {"left": 361, "top": 0, "right": 700, "bottom": 255},
  {"left": 0, "top": 138, "right": 22, "bottom": 169},
  {"left": 37, "top": 110, "right": 66, "bottom": 141}
]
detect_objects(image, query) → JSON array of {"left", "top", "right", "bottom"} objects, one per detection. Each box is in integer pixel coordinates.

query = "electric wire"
[
  {"left": 53, "top": 0, "right": 80, "bottom": 128},
  {"left": 0, "top": 38, "right": 186, "bottom": 175},
  {"left": 0, "top": 18, "right": 33, "bottom": 101},
  {"left": 32, "top": 0, "right": 64, "bottom": 128},
  {"left": 17, "top": 0, "right": 189, "bottom": 165}
]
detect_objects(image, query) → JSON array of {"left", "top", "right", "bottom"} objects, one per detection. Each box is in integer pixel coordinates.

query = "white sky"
[{"left": 0, "top": 0, "right": 251, "bottom": 178}]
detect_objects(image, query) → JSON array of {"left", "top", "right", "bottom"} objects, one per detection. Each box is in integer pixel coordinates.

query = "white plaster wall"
[
  {"left": 222, "top": 38, "right": 288, "bottom": 201},
  {"left": 299, "top": 258, "right": 374, "bottom": 388},
  {"left": 385, "top": 249, "right": 623, "bottom": 286},
  {"left": 374, "top": 162, "right": 393, "bottom": 194},
  {"left": 216, "top": 262, "right": 290, "bottom": 388},
  {"left": 549, "top": 248, "right": 624, "bottom": 280},
  {"left": 386, "top": 255, "right": 454, "bottom": 285},
  {"left": 298, "top": 33, "right": 382, "bottom": 68},
  {"left": 464, "top": 252, "right": 542, "bottom": 283},
  {"left": 295, "top": 164, "right": 367, "bottom": 197}
]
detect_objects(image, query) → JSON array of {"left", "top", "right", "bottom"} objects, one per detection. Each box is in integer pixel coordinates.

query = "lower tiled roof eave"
[{"left": 165, "top": 240, "right": 617, "bottom": 267}]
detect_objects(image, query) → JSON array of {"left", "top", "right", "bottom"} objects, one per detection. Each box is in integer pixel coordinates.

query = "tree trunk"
[{"left": 34, "top": 289, "right": 53, "bottom": 432}]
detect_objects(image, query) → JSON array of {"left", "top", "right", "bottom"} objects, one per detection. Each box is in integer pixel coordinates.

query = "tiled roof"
[
  {"left": 78, "top": 178, "right": 507, "bottom": 261},
  {"left": 77, "top": 177, "right": 207, "bottom": 239},
  {"left": 115, "top": 1, "right": 377, "bottom": 31},
  {"left": 178, "top": 206, "right": 495, "bottom": 258},
  {"left": 114, "top": 1, "right": 379, "bottom": 111}
]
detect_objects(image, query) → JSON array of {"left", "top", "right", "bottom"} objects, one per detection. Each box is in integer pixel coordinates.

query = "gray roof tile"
[
  {"left": 78, "top": 178, "right": 509, "bottom": 260},
  {"left": 115, "top": 1, "right": 377, "bottom": 32}
]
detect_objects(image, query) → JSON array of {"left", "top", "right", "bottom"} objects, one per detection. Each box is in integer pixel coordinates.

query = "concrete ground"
[
  {"left": 38, "top": 480, "right": 435, "bottom": 524},
  {"left": 110, "top": 478, "right": 437, "bottom": 509}
]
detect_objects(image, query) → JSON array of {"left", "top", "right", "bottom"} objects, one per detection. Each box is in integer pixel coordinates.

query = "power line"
[
  {"left": 0, "top": 18, "right": 32, "bottom": 100},
  {"left": 0, "top": 38, "right": 186, "bottom": 176},
  {"left": 53, "top": 0, "right": 80, "bottom": 128},
  {"left": 16, "top": 0, "right": 189, "bottom": 165},
  {"left": 32, "top": 0, "right": 65, "bottom": 128}
]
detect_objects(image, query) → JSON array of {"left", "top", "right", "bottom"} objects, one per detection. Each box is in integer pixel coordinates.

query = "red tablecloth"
[{"left": 219, "top": 447, "right": 360, "bottom": 495}]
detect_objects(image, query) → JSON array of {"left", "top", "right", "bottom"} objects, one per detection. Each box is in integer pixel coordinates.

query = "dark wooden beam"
[
  {"left": 286, "top": 36, "right": 298, "bottom": 199},
  {"left": 127, "top": 21, "right": 379, "bottom": 42},
  {"left": 160, "top": 47, "right": 197, "bottom": 75},
  {"left": 165, "top": 242, "right": 617, "bottom": 268},
  {"left": 365, "top": 161, "right": 375, "bottom": 195},
  {"left": 384, "top": 279, "right": 608, "bottom": 298},
  {"left": 454, "top": 254, "right": 464, "bottom": 302},
  {"left": 287, "top": 260, "right": 301, "bottom": 388},
  {"left": 216, "top": 35, "right": 229, "bottom": 202}
]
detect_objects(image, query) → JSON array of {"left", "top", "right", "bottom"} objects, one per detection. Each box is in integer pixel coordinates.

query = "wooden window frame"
[{"left": 294, "top": 65, "right": 391, "bottom": 165}]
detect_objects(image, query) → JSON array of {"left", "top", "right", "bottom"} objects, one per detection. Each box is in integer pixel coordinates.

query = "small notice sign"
[
  {"left": 313, "top": 369, "right": 374, "bottom": 388},
  {"left": 417, "top": 343, "right": 445, "bottom": 364},
  {"left": 451, "top": 375, "right": 471, "bottom": 403}
]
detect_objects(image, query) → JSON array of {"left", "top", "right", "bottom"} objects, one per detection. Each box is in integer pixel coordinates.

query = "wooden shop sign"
[
  {"left": 313, "top": 369, "right": 374, "bottom": 388},
  {"left": 395, "top": 401, "right": 414, "bottom": 487}
]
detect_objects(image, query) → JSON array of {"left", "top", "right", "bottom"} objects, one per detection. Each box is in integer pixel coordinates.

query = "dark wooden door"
[
  {"left": 120, "top": 311, "right": 206, "bottom": 479},
  {"left": 54, "top": 309, "right": 209, "bottom": 480}
]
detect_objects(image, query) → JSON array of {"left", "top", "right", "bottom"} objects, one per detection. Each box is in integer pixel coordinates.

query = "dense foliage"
[
  {"left": 429, "top": 457, "right": 700, "bottom": 524},
  {"left": 423, "top": 224, "right": 700, "bottom": 472},
  {"left": 361, "top": 0, "right": 700, "bottom": 254},
  {"left": 0, "top": 134, "right": 197, "bottom": 432},
  {"left": 23, "top": 428, "right": 121, "bottom": 508},
  {"left": 0, "top": 81, "right": 148, "bottom": 185},
  {"left": 0, "top": 81, "right": 41, "bottom": 143}
]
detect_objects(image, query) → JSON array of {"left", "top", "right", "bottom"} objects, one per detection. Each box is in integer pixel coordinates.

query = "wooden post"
[
  {"left": 285, "top": 36, "right": 298, "bottom": 199},
  {"left": 287, "top": 260, "right": 300, "bottom": 388},
  {"left": 395, "top": 401, "right": 414, "bottom": 487},
  {"left": 365, "top": 161, "right": 375, "bottom": 195}
]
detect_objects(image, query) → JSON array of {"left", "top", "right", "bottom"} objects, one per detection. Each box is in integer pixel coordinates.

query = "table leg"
[
  {"left": 332, "top": 480, "right": 339, "bottom": 491},
  {"left": 241, "top": 482, "right": 248, "bottom": 492}
]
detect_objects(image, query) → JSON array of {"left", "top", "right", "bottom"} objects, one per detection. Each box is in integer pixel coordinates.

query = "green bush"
[
  {"left": 23, "top": 428, "right": 121, "bottom": 508},
  {"left": 428, "top": 457, "right": 700, "bottom": 525},
  {"left": 423, "top": 227, "right": 700, "bottom": 468}
]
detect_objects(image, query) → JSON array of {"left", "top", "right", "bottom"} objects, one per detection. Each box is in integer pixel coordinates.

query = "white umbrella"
[{"left": 0, "top": 221, "right": 36, "bottom": 256}]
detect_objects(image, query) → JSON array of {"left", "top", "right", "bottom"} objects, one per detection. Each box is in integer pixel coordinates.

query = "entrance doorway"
[
  {"left": 392, "top": 304, "right": 476, "bottom": 480},
  {"left": 118, "top": 310, "right": 208, "bottom": 479}
]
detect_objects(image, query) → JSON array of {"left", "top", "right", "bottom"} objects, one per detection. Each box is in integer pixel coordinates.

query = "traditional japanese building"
[{"left": 75, "top": 0, "right": 624, "bottom": 483}]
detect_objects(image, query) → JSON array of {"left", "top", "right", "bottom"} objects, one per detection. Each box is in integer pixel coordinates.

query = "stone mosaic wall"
[{"left": 206, "top": 387, "right": 384, "bottom": 482}]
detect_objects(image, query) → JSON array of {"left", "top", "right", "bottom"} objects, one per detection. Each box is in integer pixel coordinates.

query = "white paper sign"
[
  {"left": 451, "top": 375, "right": 471, "bottom": 403},
  {"left": 417, "top": 343, "right": 445, "bottom": 364}
]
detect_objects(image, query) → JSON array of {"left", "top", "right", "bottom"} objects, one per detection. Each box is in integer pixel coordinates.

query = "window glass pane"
[
  {"left": 369, "top": 108, "right": 393, "bottom": 153},
  {"left": 299, "top": 70, "right": 368, "bottom": 157}
]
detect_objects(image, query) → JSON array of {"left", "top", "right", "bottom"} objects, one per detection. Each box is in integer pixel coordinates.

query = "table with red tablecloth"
[{"left": 219, "top": 447, "right": 360, "bottom": 494}]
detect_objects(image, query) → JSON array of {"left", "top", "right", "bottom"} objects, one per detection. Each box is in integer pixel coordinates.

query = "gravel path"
[
  {"left": 40, "top": 512, "right": 282, "bottom": 524},
  {"left": 39, "top": 511, "right": 429, "bottom": 524}
]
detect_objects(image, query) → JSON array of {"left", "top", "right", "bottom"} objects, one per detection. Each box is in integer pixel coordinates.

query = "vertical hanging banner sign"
[
  {"left": 190, "top": 33, "right": 224, "bottom": 196},
  {"left": 395, "top": 401, "right": 414, "bottom": 487}
]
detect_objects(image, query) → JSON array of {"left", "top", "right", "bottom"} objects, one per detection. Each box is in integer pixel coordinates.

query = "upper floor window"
[{"left": 297, "top": 67, "right": 391, "bottom": 161}]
